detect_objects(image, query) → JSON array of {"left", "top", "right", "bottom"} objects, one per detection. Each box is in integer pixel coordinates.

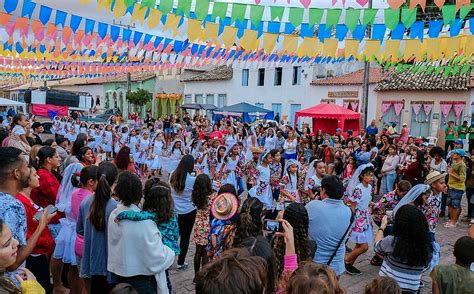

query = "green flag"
[
  {"left": 442, "top": 5, "right": 456, "bottom": 25},
  {"left": 212, "top": 2, "right": 228, "bottom": 21},
  {"left": 124, "top": 0, "right": 135, "bottom": 8},
  {"left": 271, "top": 6, "right": 284, "bottom": 21},
  {"left": 231, "top": 3, "right": 246, "bottom": 24},
  {"left": 384, "top": 9, "right": 400, "bottom": 31},
  {"left": 417, "top": 65, "right": 427, "bottom": 73},
  {"left": 451, "top": 65, "right": 461, "bottom": 76},
  {"left": 250, "top": 5, "right": 264, "bottom": 27},
  {"left": 140, "top": 0, "right": 155, "bottom": 8},
  {"left": 442, "top": 66, "right": 452, "bottom": 77},
  {"left": 326, "top": 9, "right": 342, "bottom": 28},
  {"left": 308, "top": 8, "right": 323, "bottom": 27},
  {"left": 159, "top": 0, "right": 173, "bottom": 14},
  {"left": 396, "top": 64, "right": 403, "bottom": 72},
  {"left": 425, "top": 66, "right": 435, "bottom": 75},
  {"left": 176, "top": 0, "right": 191, "bottom": 17},
  {"left": 460, "top": 4, "right": 474, "bottom": 19},
  {"left": 434, "top": 66, "right": 444, "bottom": 76},
  {"left": 401, "top": 8, "right": 417, "bottom": 28},
  {"left": 362, "top": 8, "right": 377, "bottom": 26},
  {"left": 460, "top": 64, "right": 471, "bottom": 75},
  {"left": 289, "top": 7, "right": 304, "bottom": 27},
  {"left": 345, "top": 9, "right": 360, "bottom": 32},
  {"left": 194, "top": 0, "right": 210, "bottom": 20}
]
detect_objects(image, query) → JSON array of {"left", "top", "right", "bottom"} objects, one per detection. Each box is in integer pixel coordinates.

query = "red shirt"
[
  {"left": 16, "top": 194, "right": 55, "bottom": 255},
  {"left": 30, "top": 168, "right": 63, "bottom": 224}
]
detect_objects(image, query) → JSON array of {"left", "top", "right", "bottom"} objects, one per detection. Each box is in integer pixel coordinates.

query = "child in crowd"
[
  {"left": 270, "top": 149, "right": 283, "bottom": 202},
  {"left": 430, "top": 236, "right": 474, "bottom": 294},
  {"left": 191, "top": 174, "right": 214, "bottom": 282},
  {"left": 249, "top": 151, "right": 274, "bottom": 211},
  {"left": 8, "top": 113, "right": 31, "bottom": 156},
  {"left": 278, "top": 159, "right": 301, "bottom": 209},
  {"left": 149, "top": 132, "right": 165, "bottom": 176},
  {"left": 114, "top": 178, "right": 179, "bottom": 292},
  {"left": 365, "top": 277, "right": 402, "bottom": 294}
]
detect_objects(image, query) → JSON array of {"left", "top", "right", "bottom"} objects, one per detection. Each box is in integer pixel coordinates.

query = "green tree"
[{"left": 126, "top": 89, "right": 152, "bottom": 113}]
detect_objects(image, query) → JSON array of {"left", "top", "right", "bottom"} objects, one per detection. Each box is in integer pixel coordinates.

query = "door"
[
  {"left": 410, "top": 105, "right": 431, "bottom": 138},
  {"left": 272, "top": 103, "right": 282, "bottom": 118},
  {"left": 290, "top": 104, "right": 301, "bottom": 126},
  {"left": 381, "top": 105, "right": 402, "bottom": 133}
]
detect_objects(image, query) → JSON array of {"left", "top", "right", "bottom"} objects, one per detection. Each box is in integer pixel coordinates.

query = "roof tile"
[
  {"left": 311, "top": 68, "right": 383, "bottom": 86},
  {"left": 181, "top": 66, "right": 233, "bottom": 82}
]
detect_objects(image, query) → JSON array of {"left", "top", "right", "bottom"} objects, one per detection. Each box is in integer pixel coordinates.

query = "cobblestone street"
[{"left": 167, "top": 193, "right": 470, "bottom": 294}]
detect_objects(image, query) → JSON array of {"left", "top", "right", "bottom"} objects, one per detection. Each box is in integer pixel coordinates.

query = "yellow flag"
[
  {"left": 113, "top": 0, "right": 127, "bottom": 18},
  {"left": 403, "top": 39, "right": 423, "bottom": 61},
  {"left": 463, "top": 36, "right": 474, "bottom": 57},
  {"left": 203, "top": 23, "right": 219, "bottom": 44},
  {"left": 425, "top": 38, "right": 441, "bottom": 60},
  {"left": 222, "top": 26, "right": 238, "bottom": 49},
  {"left": 148, "top": 9, "right": 162, "bottom": 29},
  {"left": 187, "top": 19, "right": 203, "bottom": 42},
  {"left": 345, "top": 40, "right": 360, "bottom": 59},
  {"left": 131, "top": 4, "right": 147, "bottom": 24},
  {"left": 322, "top": 39, "right": 338, "bottom": 58},
  {"left": 97, "top": 0, "right": 112, "bottom": 12},
  {"left": 383, "top": 40, "right": 400, "bottom": 62},
  {"left": 283, "top": 35, "right": 298, "bottom": 54},
  {"left": 79, "top": 0, "right": 92, "bottom": 4},
  {"left": 239, "top": 30, "right": 260, "bottom": 52},
  {"left": 364, "top": 40, "right": 381, "bottom": 61},
  {"left": 262, "top": 33, "right": 278, "bottom": 54},
  {"left": 446, "top": 36, "right": 461, "bottom": 59},
  {"left": 296, "top": 37, "right": 318, "bottom": 57},
  {"left": 164, "top": 14, "right": 182, "bottom": 37}
]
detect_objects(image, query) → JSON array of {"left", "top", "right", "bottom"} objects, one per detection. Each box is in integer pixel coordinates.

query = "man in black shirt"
[{"left": 31, "top": 122, "right": 44, "bottom": 145}]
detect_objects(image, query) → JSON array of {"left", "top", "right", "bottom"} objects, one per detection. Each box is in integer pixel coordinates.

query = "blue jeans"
[{"left": 382, "top": 173, "right": 396, "bottom": 195}]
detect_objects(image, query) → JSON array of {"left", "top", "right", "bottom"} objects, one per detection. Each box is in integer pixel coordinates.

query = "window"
[
  {"left": 206, "top": 94, "right": 215, "bottom": 105},
  {"left": 184, "top": 94, "right": 192, "bottom": 104},
  {"left": 255, "top": 103, "right": 264, "bottom": 108},
  {"left": 272, "top": 103, "right": 282, "bottom": 117},
  {"left": 292, "top": 66, "right": 301, "bottom": 85},
  {"left": 195, "top": 94, "right": 204, "bottom": 104},
  {"left": 274, "top": 67, "right": 282, "bottom": 86},
  {"left": 290, "top": 104, "right": 301, "bottom": 126},
  {"left": 257, "top": 68, "right": 265, "bottom": 86},
  {"left": 217, "top": 94, "right": 227, "bottom": 107},
  {"left": 242, "top": 69, "right": 249, "bottom": 86}
]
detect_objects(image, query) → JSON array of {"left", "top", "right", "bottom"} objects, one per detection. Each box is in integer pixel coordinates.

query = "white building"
[{"left": 182, "top": 61, "right": 379, "bottom": 125}]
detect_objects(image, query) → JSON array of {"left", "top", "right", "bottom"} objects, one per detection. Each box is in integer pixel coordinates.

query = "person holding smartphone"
[{"left": 16, "top": 166, "right": 56, "bottom": 293}]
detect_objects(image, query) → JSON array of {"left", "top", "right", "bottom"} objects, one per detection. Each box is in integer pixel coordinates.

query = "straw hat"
[
  {"left": 210, "top": 193, "right": 239, "bottom": 220},
  {"left": 424, "top": 171, "right": 446, "bottom": 185},
  {"left": 250, "top": 146, "right": 264, "bottom": 154}
]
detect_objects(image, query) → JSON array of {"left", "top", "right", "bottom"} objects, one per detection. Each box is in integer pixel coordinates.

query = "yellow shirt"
[
  {"left": 448, "top": 161, "right": 466, "bottom": 191},
  {"left": 21, "top": 280, "right": 45, "bottom": 294}
]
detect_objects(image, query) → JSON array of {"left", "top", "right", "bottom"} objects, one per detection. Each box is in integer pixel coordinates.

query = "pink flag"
[
  {"left": 453, "top": 103, "right": 465, "bottom": 124},
  {"left": 423, "top": 103, "right": 433, "bottom": 115},
  {"left": 440, "top": 103, "right": 452, "bottom": 119},
  {"left": 5, "top": 21, "right": 15, "bottom": 37},
  {"left": 382, "top": 102, "right": 392, "bottom": 114},
  {"left": 393, "top": 102, "right": 404, "bottom": 116},
  {"left": 300, "top": 0, "right": 311, "bottom": 8},
  {"left": 412, "top": 103, "right": 422, "bottom": 115}
]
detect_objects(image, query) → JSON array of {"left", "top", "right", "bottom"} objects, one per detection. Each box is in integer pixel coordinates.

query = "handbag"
[{"left": 326, "top": 210, "right": 355, "bottom": 266}]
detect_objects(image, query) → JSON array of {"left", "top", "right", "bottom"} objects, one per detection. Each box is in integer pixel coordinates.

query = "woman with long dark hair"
[
  {"left": 374, "top": 204, "right": 433, "bottom": 293},
  {"left": 76, "top": 162, "right": 118, "bottom": 293},
  {"left": 272, "top": 203, "right": 312, "bottom": 280},
  {"left": 233, "top": 197, "right": 264, "bottom": 246},
  {"left": 113, "top": 146, "right": 135, "bottom": 173},
  {"left": 402, "top": 149, "right": 426, "bottom": 185},
  {"left": 169, "top": 155, "right": 197, "bottom": 270}
]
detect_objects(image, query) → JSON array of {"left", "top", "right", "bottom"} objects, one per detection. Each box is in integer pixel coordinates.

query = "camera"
[{"left": 263, "top": 219, "right": 282, "bottom": 232}]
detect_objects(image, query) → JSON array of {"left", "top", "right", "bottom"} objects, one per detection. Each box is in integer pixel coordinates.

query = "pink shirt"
[{"left": 72, "top": 188, "right": 93, "bottom": 257}]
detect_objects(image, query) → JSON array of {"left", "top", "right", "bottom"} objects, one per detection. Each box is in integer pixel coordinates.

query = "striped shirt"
[{"left": 374, "top": 236, "right": 430, "bottom": 293}]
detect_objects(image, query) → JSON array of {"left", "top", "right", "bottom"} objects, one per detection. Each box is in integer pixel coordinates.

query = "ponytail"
[{"left": 89, "top": 162, "right": 118, "bottom": 231}]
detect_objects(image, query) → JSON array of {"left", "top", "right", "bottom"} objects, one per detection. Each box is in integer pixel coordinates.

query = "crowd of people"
[{"left": 0, "top": 110, "right": 473, "bottom": 294}]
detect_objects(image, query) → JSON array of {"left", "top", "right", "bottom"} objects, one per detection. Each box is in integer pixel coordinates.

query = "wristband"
[{"left": 378, "top": 228, "right": 385, "bottom": 232}]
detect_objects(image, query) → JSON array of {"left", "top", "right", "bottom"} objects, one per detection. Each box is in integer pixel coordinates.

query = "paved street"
[{"left": 167, "top": 194, "right": 470, "bottom": 294}]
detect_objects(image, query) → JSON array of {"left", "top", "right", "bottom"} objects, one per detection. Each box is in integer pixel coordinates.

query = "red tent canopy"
[{"left": 295, "top": 103, "right": 360, "bottom": 136}]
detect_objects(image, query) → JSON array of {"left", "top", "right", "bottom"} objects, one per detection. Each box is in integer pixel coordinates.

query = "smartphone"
[
  {"left": 33, "top": 205, "right": 58, "bottom": 222},
  {"left": 263, "top": 219, "right": 281, "bottom": 232},
  {"left": 283, "top": 201, "right": 292, "bottom": 209},
  {"left": 386, "top": 209, "right": 394, "bottom": 224}
]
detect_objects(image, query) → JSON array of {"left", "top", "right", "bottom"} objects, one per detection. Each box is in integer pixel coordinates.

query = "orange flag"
[
  {"left": 0, "top": 12, "right": 12, "bottom": 26},
  {"left": 456, "top": 0, "right": 470, "bottom": 11},
  {"left": 410, "top": 0, "right": 426, "bottom": 11},
  {"left": 434, "top": 0, "right": 445, "bottom": 9},
  {"left": 387, "top": 0, "right": 405, "bottom": 9}
]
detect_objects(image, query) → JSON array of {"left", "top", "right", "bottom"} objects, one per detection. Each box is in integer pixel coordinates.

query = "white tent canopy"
[{"left": 0, "top": 98, "right": 26, "bottom": 107}]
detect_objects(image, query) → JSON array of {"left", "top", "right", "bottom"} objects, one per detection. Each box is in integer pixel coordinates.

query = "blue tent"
[{"left": 213, "top": 102, "right": 274, "bottom": 123}]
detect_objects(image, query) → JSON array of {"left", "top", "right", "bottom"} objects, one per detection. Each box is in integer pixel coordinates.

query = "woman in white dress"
[
  {"left": 245, "top": 125, "right": 257, "bottom": 161},
  {"left": 101, "top": 124, "right": 114, "bottom": 159},
  {"left": 136, "top": 131, "right": 151, "bottom": 176},
  {"left": 149, "top": 132, "right": 165, "bottom": 176},
  {"left": 249, "top": 150, "right": 274, "bottom": 210},
  {"left": 164, "top": 139, "right": 184, "bottom": 174},
  {"left": 128, "top": 129, "right": 139, "bottom": 162},
  {"left": 264, "top": 128, "right": 277, "bottom": 151},
  {"left": 225, "top": 126, "right": 238, "bottom": 148},
  {"left": 221, "top": 143, "right": 242, "bottom": 193}
]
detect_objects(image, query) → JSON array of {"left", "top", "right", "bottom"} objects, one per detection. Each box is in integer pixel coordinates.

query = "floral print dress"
[
  {"left": 419, "top": 191, "right": 442, "bottom": 233},
  {"left": 192, "top": 207, "right": 210, "bottom": 246},
  {"left": 278, "top": 173, "right": 300, "bottom": 210},
  {"left": 346, "top": 183, "right": 373, "bottom": 244},
  {"left": 371, "top": 191, "right": 399, "bottom": 223},
  {"left": 248, "top": 165, "right": 273, "bottom": 209}
]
